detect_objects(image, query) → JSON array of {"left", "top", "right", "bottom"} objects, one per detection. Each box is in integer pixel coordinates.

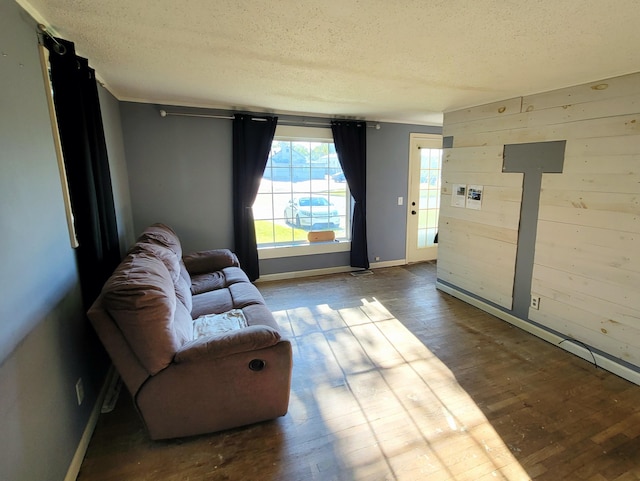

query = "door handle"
[{"left": 411, "top": 210, "right": 417, "bottom": 215}]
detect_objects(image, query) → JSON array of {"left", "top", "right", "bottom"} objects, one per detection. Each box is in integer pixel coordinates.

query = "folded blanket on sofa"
[{"left": 193, "top": 309, "right": 247, "bottom": 338}]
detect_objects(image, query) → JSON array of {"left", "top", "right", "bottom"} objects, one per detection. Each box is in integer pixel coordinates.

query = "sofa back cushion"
[
  {"left": 133, "top": 223, "right": 193, "bottom": 314},
  {"left": 102, "top": 251, "right": 191, "bottom": 375},
  {"left": 136, "top": 223, "right": 183, "bottom": 258},
  {"left": 175, "top": 261, "right": 193, "bottom": 313}
]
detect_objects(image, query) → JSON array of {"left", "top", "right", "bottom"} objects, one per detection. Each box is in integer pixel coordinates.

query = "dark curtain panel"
[
  {"left": 331, "top": 120, "right": 369, "bottom": 269},
  {"left": 44, "top": 37, "right": 120, "bottom": 309},
  {"left": 232, "top": 114, "right": 278, "bottom": 281}
]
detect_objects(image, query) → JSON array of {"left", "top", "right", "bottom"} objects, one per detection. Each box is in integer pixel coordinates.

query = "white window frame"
[{"left": 255, "top": 125, "right": 352, "bottom": 260}]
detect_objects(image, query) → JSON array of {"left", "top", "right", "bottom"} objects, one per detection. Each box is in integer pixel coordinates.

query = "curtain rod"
[
  {"left": 37, "top": 23, "right": 67, "bottom": 55},
  {"left": 158, "top": 109, "right": 381, "bottom": 129}
]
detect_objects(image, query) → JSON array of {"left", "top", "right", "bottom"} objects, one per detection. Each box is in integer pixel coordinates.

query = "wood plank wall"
[{"left": 439, "top": 72, "right": 640, "bottom": 369}]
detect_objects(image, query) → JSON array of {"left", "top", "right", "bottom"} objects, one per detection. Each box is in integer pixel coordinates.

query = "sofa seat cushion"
[
  {"left": 102, "top": 252, "right": 191, "bottom": 375},
  {"left": 190, "top": 266, "right": 250, "bottom": 296},
  {"left": 191, "top": 289, "right": 234, "bottom": 319},
  {"left": 190, "top": 281, "right": 267, "bottom": 319}
]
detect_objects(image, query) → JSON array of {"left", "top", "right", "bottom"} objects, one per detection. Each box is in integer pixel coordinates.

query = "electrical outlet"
[
  {"left": 530, "top": 296, "right": 540, "bottom": 310},
  {"left": 375, "top": 256, "right": 380, "bottom": 261},
  {"left": 75, "top": 378, "right": 84, "bottom": 406}
]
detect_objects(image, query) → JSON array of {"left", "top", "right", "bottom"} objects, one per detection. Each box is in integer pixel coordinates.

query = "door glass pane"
[
  {"left": 419, "top": 189, "right": 430, "bottom": 209},
  {"left": 427, "top": 209, "right": 438, "bottom": 227},
  {"left": 418, "top": 210, "right": 428, "bottom": 229},
  {"left": 419, "top": 147, "right": 442, "bottom": 247},
  {"left": 417, "top": 229, "right": 427, "bottom": 249},
  {"left": 427, "top": 190, "right": 439, "bottom": 209}
]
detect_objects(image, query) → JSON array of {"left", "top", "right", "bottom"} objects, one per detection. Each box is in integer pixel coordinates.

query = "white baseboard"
[
  {"left": 370, "top": 259, "right": 406, "bottom": 269},
  {"left": 256, "top": 259, "right": 407, "bottom": 283},
  {"left": 257, "top": 265, "right": 355, "bottom": 282},
  {"left": 64, "top": 366, "right": 118, "bottom": 481},
  {"left": 435, "top": 281, "right": 640, "bottom": 386}
]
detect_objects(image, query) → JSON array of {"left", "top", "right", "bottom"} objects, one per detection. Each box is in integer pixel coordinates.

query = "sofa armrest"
[
  {"left": 182, "top": 249, "right": 240, "bottom": 275},
  {"left": 174, "top": 325, "right": 281, "bottom": 363}
]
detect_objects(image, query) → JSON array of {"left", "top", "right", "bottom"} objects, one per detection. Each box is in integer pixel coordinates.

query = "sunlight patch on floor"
[{"left": 274, "top": 297, "right": 531, "bottom": 480}]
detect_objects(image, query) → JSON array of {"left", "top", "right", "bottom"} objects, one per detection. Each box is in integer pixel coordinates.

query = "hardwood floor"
[{"left": 77, "top": 263, "right": 640, "bottom": 481}]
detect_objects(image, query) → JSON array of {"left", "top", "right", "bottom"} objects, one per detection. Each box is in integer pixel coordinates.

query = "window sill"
[{"left": 258, "top": 240, "right": 351, "bottom": 260}]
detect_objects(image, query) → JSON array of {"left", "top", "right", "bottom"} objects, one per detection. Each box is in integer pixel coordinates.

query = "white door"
[{"left": 406, "top": 133, "right": 442, "bottom": 263}]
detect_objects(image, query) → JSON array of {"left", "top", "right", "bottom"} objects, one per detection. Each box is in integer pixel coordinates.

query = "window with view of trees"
[{"left": 252, "top": 133, "right": 351, "bottom": 248}]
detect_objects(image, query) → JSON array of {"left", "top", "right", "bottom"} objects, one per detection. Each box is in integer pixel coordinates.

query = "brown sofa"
[{"left": 88, "top": 224, "right": 293, "bottom": 440}]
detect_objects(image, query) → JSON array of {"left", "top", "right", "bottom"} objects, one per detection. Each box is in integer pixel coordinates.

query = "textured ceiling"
[{"left": 18, "top": 0, "right": 640, "bottom": 125}]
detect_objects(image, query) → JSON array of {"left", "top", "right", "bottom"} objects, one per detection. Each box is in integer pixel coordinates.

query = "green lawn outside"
[
  {"left": 254, "top": 187, "right": 349, "bottom": 245},
  {"left": 255, "top": 220, "right": 308, "bottom": 245}
]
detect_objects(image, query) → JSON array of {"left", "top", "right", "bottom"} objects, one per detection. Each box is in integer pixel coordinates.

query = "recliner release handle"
[{"left": 249, "top": 359, "right": 266, "bottom": 371}]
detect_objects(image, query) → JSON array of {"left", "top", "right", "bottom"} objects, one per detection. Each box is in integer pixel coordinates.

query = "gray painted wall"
[
  {"left": 99, "top": 88, "right": 136, "bottom": 253},
  {"left": 120, "top": 104, "right": 441, "bottom": 273},
  {"left": 120, "top": 102, "right": 234, "bottom": 252},
  {"left": 0, "top": 2, "right": 134, "bottom": 478},
  {"left": 367, "top": 122, "right": 442, "bottom": 263},
  {"left": 261, "top": 251, "right": 350, "bottom": 276}
]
